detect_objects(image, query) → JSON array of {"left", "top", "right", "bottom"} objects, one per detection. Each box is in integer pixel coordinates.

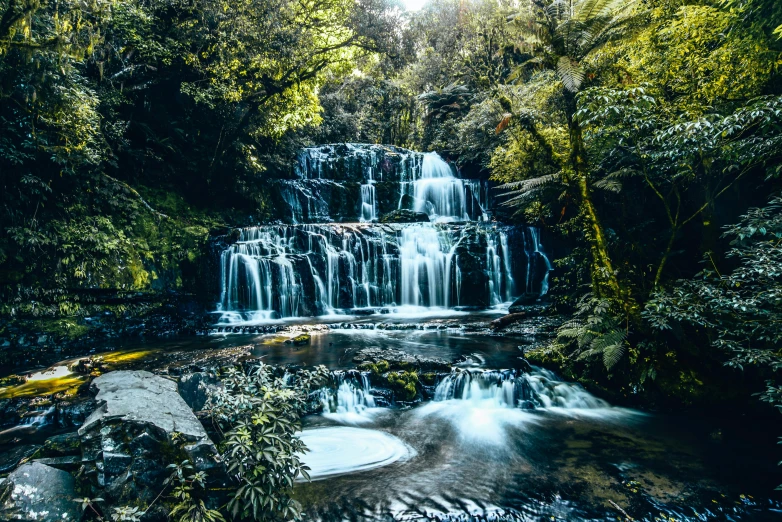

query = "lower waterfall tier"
[{"left": 216, "top": 223, "right": 551, "bottom": 322}]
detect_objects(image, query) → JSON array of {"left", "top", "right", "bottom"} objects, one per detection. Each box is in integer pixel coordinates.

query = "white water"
[
  {"left": 298, "top": 427, "right": 414, "bottom": 481},
  {"left": 400, "top": 152, "right": 487, "bottom": 223},
  {"left": 216, "top": 145, "right": 551, "bottom": 323},
  {"left": 216, "top": 223, "right": 529, "bottom": 323},
  {"left": 319, "top": 371, "right": 383, "bottom": 425}
]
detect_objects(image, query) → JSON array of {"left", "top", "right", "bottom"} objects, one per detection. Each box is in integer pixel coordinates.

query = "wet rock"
[
  {"left": 379, "top": 209, "right": 430, "bottom": 223},
  {"left": 31, "top": 455, "right": 81, "bottom": 472},
  {"left": 0, "top": 444, "right": 39, "bottom": 474},
  {"left": 508, "top": 293, "right": 543, "bottom": 313},
  {"left": 0, "top": 462, "right": 82, "bottom": 521},
  {"left": 285, "top": 334, "right": 311, "bottom": 345},
  {"left": 178, "top": 372, "right": 220, "bottom": 412},
  {"left": 78, "top": 371, "right": 224, "bottom": 504},
  {"left": 353, "top": 347, "right": 450, "bottom": 372},
  {"left": 41, "top": 432, "right": 81, "bottom": 457}
]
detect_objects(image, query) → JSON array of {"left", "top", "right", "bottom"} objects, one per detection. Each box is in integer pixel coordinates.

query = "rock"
[
  {"left": 32, "top": 455, "right": 81, "bottom": 472},
  {"left": 178, "top": 372, "right": 220, "bottom": 412},
  {"left": 379, "top": 209, "right": 430, "bottom": 223},
  {"left": 0, "top": 462, "right": 82, "bottom": 521},
  {"left": 284, "top": 334, "right": 311, "bottom": 345},
  {"left": 0, "top": 444, "right": 39, "bottom": 474},
  {"left": 42, "top": 432, "right": 81, "bottom": 457},
  {"left": 78, "top": 371, "right": 224, "bottom": 504},
  {"left": 508, "top": 293, "right": 542, "bottom": 313},
  {"left": 353, "top": 347, "right": 450, "bottom": 372}
]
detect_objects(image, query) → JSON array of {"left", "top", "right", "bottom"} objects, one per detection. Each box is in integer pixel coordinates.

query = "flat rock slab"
[
  {"left": 80, "top": 370, "right": 205, "bottom": 439},
  {"left": 78, "top": 371, "right": 223, "bottom": 500},
  {"left": 1, "top": 462, "right": 82, "bottom": 521}
]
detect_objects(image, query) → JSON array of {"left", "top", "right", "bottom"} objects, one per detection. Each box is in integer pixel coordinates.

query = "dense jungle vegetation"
[{"left": 1, "top": 0, "right": 782, "bottom": 421}]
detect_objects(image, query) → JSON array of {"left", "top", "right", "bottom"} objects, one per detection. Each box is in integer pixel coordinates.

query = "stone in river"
[{"left": 1, "top": 462, "right": 82, "bottom": 521}]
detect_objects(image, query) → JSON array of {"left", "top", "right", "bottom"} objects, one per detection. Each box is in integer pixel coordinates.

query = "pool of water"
[{"left": 296, "top": 400, "right": 781, "bottom": 521}]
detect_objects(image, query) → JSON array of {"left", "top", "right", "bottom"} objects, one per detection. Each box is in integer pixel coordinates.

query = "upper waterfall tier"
[{"left": 278, "top": 144, "right": 487, "bottom": 224}]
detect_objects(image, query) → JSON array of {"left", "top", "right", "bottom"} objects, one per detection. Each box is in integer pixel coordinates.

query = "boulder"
[
  {"left": 78, "top": 371, "right": 224, "bottom": 504},
  {"left": 284, "top": 333, "right": 311, "bottom": 345},
  {"left": 0, "top": 445, "right": 39, "bottom": 474},
  {"left": 379, "top": 209, "right": 430, "bottom": 223},
  {"left": 178, "top": 372, "right": 220, "bottom": 412},
  {"left": 0, "top": 462, "right": 82, "bottom": 521}
]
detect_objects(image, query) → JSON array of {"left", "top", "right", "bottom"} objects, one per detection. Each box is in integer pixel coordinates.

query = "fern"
[
  {"left": 556, "top": 294, "right": 631, "bottom": 370},
  {"left": 602, "top": 341, "right": 627, "bottom": 370},
  {"left": 557, "top": 56, "right": 585, "bottom": 92}
]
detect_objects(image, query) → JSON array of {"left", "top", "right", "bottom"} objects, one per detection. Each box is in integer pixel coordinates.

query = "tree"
[{"left": 498, "top": 0, "right": 644, "bottom": 297}]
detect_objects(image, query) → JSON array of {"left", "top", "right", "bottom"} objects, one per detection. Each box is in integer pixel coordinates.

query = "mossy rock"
[
  {"left": 285, "top": 334, "right": 311, "bottom": 345},
  {"left": 419, "top": 372, "right": 437, "bottom": 386},
  {"left": 360, "top": 360, "right": 390, "bottom": 375},
  {"left": 385, "top": 371, "right": 419, "bottom": 402},
  {"left": 40, "top": 432, "right": 81, "bottom": 457},
  {"left": 379, "top": 209, "right": 430, "bottom": 224}
]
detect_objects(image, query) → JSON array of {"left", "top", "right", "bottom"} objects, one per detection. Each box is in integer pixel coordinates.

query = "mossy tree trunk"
[{"left": 566, "top": 93, "right": 621, "bottom": 298}]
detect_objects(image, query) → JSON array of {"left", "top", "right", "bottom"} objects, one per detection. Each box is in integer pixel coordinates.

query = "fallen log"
[{"left": 490, "top": 311, "right": 528, "bottom": 330}]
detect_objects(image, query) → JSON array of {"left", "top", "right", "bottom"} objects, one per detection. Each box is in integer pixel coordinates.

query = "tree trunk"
[{"left": 566, "top": 93, "right": 620, "bottom": 298}]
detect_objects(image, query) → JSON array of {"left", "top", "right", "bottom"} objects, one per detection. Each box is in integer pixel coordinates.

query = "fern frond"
[
  {"left": 496, "top": 173, "right": 561, "bottom": 192},
  {"left": 557, "top": 56, "right": 585, "bottom": 92},
  {"left": 603, "top": 341, "right": 627, "bottom": 370},
  {"left": 590, "top": 328, "right": 627, "bottom": 352},
  {"left": 594, "top": 178, "right": 622, "bottom": 192}
]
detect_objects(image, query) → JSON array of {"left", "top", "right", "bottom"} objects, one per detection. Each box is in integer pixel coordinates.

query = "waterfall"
[
  {"left": 318, "top": 371, "right": 381, "bottom": 424},
  {"left": 433, "top": 369, "right": 535, "bottom": 409},
  {"left": 399, "top": 152, "right": 487, "bottom": 223},
  {"left": 523, "top": 226, "right": 553, "bottom": 296},
  {"left": 216, "top": 223, "right": 540, "bottom": 321},
  {"left": 215, "top": 144, "right": 554, "bottom": 323},
  {"left": 432, "top": 368, "right": 610, "bottom": 411}
]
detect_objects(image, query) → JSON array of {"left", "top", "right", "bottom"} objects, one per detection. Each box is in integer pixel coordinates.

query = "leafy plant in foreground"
[{"left": 207, "top": 363, "right": 329, "bottom": 521}]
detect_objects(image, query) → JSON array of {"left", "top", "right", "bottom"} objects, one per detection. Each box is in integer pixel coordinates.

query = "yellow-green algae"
[{"left": 0, "top": 375, "right": 87, "bottom": 399}]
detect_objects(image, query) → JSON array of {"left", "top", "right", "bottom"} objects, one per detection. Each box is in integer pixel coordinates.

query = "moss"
[
  {"left": 34, "top": 318, "right": 91, "bottom": 341},
  {"left": 285, "top": 334, "right": 311, "bottom": 345},
  {"left": 386, "top": 371, "right": 419, "bottom": 402},
  {"left": 360, "top": 360, "right": 390, "bottom": 375},
  {"left": 525, "top": 344, "right": 567, "bottom": 367},
  {"left": 0, "top": 375, "right": 87, "bottom": 399},
  {"left": 419, "top": 372, "right": 437, "bottom": 386},
  {"left": 100, "top": 349, "right": 157, "bottom": 367}
]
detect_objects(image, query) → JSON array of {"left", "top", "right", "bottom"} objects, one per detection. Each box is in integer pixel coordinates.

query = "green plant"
[
  {"left": 207, "top": 363, "right": 329, "bottom": 521},
  {"left": 166, "top": 461, "right": 226, "bottom": 522},
  {"left": 556, "top": 295, "right": 630, "bottom": 371}
]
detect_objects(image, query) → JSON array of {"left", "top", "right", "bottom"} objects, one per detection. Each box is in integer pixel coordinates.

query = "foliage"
[
  {"left": 645, "top": 197, "right": 782, "bottom": 393},
  {"left": 207, "top": 363, "right": 329, "bottom": 521},
  {"left": 166, "top": 461, "right": 226, "bottom": 522},
  {"left": 557, "top": 295, "right": 630, "bottom": 371}
]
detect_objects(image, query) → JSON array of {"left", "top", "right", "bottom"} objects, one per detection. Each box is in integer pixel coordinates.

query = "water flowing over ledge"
[{"left": 214, "top": 144, "right": 553, "bottom": 323}]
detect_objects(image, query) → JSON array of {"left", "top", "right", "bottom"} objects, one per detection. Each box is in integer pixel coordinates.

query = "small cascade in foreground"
[
  {"left": 319, "top": 370, "right": 377, "bottom": 415},
  {"left": 432, "top": 367, "right": 609, "bottom": 411}
]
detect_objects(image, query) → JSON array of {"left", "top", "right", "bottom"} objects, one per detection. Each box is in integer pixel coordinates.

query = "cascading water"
[
  {"left": 400, "top": 152, "right": 487, "bottom": 223},
  {"left": 319, "top": 371, "right": 377, "bottom": 415},
  {"left": 215, "top": 144, "right": 552, "bottom": 323},
  {"left": 432, "top": 367, "right": 610, "bottom": 411}
]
